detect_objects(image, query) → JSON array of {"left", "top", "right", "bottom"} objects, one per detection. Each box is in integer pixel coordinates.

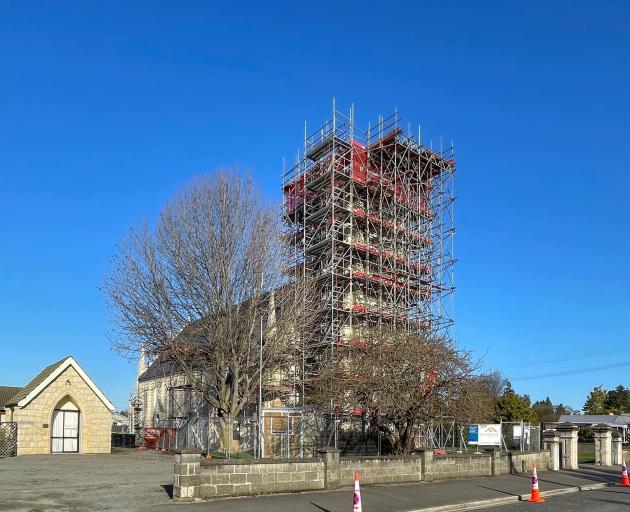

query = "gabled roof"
[
  {"left": 138, "top": 355, "right": 181, "bottom": 382},
  {"left": 0, "top": 386, "right": 23, "bottom": 410},
  {"left": 5, "top": 356, "right": 115, "bottom": 411},
  {"left": 5, "top": 357, "right": 68, "bottom": 406}
]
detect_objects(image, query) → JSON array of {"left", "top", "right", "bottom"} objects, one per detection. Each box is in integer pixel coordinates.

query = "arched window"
[{"left": 51, "top": 396, "right": 80, "bottom": 453}]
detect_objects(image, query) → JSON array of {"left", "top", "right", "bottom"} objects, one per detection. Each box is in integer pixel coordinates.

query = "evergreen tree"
[
  {"left": 604, "top": 385, "right": 630, "bottom": 414},
  {"left": 495, "top": 389, "right": 537, "bottom": 423},
  {"left": 583, "top": 386, "right": 609, "bottom": 414}
]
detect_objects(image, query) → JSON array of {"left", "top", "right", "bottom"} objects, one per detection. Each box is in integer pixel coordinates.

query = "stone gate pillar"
[
  {"left": 318, "top": 448, "right": 340, "bottom": 489},
  {"left": 593, "top": 424, "right": 612, "bottom": 466},
  {"left": 612, "top": 431, "right": 623, "bottom": 465},
  {"left": 414, "top": 448, "right": 434, "bottom": 481},
  {"left": 173, "top": 450, "right": 201, "bottom": 502},
  {"left": 556, "top": 423, "right": 579, "bottom": 470},
  {"left": 542, "top": 430, "right": 560, "bottom": 471}
]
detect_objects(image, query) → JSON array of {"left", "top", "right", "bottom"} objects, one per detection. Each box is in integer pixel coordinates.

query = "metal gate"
[{"left": 0, "top": 422, "right": 18, "bottom": 457}]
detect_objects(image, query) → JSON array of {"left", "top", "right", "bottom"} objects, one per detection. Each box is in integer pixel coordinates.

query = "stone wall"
[
  {"left": 431, "top": 454, "right": 492, "bottom": 480},
  {"left": 339, "top": 456, "right": 422, "bottom": 486},
  {"left": 12, "top": 366, "right": 112, "bottom": 455},
  {"left": 174, "top": 452, "right": 325, "bottom": 501},
  {"left": 504, "top": 451, "right": 551, "bottom": 474},
  {"left": 173, "top": 447, "right": 555, "bottom": 502}
]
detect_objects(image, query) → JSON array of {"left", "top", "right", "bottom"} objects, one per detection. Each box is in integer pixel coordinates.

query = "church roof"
[
  {"left": 5, "top": 357, "right": 68, "bottom": 406},
  {"left": 138, "top": 355, "right": 181, "bottom": 382},
  {"left": 5, "top": 356, "right": 115, "bottom": 411}
]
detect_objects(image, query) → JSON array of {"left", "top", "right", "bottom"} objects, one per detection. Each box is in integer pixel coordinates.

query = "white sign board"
[
  {"left": 513, "top": 425, "right": 530, "bottom": 440},
  {"left": 513, "top": 424, "right": 531, "bottom": 449},
  {"left": 478, "top": 424, "right": 501, "bottom": 446}
]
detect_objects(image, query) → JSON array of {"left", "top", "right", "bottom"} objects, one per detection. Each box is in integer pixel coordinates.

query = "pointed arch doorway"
[{"left": 51, "top": 396, "right": 80, "bottom": 453}]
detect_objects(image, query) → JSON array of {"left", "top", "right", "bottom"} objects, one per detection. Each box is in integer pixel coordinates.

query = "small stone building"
[{"left": 0, "top": 356, "right": 115, "bottom": 455}]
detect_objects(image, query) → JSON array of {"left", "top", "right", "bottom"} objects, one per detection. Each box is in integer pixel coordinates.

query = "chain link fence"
[
  {"left": 315, "top": 413, "right": 389, "bottom": 456},
  {"left": 499, "top": 422, "right": 541, "bottom": 452},
  {"left": 135, "top": 406, "right": 545, "bottom": 458}
]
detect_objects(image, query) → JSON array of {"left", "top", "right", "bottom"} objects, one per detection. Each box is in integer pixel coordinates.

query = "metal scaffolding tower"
[{"left": 282, "top": 105, "right": 456, "bottom": 391}]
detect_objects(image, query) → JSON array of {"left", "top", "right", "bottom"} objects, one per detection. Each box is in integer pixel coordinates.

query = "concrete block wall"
[
  {"left": 506, "top": 451, "right": 551, "bottom": 474},
  {"left": 339, "top": 456, "right": 422, "bottom": 486},
  {"left": 174, "top": 452, "right": 325, "bottom": 501},
  {"left": 173, "top": 447, "right": 555, "bottom": 502},
  {"left": 198, "top": 459, "right": 325, "bottom": 499},
  {"left": 431, "top": 454, "right": 492, "bottom": 480}
]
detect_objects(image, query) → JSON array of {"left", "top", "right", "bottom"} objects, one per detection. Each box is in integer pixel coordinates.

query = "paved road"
[
  {"left": 0, "top": 448, "right": 172, "bottom": 511},
  {"left": 492, "top": 487, "right": 630, "bottom": 511}
]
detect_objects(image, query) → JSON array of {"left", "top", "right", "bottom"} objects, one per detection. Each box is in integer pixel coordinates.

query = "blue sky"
[{"left": 1, "top": 1, "right": 629, "bottom": 412}]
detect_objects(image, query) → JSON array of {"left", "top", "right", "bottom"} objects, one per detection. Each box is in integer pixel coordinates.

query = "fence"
[
  {"left": 143, "top": 418, "right": 221, "bottom": 452},
  {"left": 499, "top": 422, "right": 541, "bottom": 452},
  {"left": 315, "top": 413, "right": 385, "bottom": 456},
  {"left": 144, "top": 413, "right": 257, "bottom": 454},
  {"left": 0, "top": 422, "right": 17, "bottom": 457},
  {"left": 314, "top": 416, "right": 468, "bottom": 455},
  {"left": 141, "top": 409, "right": 543, "bottom": 458}
]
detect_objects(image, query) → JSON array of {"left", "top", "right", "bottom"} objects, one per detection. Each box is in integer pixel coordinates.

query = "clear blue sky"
[{"left": 1, "top": 1, "right": 629, "bottom": 412}]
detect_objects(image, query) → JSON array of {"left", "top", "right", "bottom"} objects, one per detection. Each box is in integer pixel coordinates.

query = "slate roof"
[
  {"left": 138, "top": 355, "right": 181, "bottom": 382},
  {"left": 5, "top": 357, "right": 70, "bottom": 407},
  {"left": 558, "top": 414, "right": 630, "bottom": 427},
  {"left": 0, "top": 386, "right": 23, "bottom": 410}
]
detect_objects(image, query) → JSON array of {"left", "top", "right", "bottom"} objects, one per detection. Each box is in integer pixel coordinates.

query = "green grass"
[{"left": 578, "top": 444, "right": 595, "bottom": 464}]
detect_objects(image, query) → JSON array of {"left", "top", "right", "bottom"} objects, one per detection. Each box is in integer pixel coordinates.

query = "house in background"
[
  {"left": 558, "top": 413, "right": 630, "bottom": 442},
  {"left": 0, "top": 386, "right": 22, "bottom": 423},
  {"left": 112, "top": 411, "right": 130, "bottom": 432},
  {"left": 0, "top": 356, "right": 115, "bottom": 455}
]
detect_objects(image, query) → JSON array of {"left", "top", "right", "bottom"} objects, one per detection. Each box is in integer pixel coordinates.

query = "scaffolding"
[{"left": 282, "top": 104, "right": 456, "bottom": 394}]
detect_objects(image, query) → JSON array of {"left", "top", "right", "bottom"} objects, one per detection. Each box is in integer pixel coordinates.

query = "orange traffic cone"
[
  {"left": 620, "top": 460, "right": 630, "bottom": 487},
  {"left": 353, "top": 471, "right": 362, "bottom": 512},
  {"left": 528, "top": 464, "right": 545, "bottom": 503}
]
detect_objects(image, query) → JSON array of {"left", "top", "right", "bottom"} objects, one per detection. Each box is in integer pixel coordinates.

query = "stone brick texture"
[
  {"left": 431, "top": 454, "right": 492, "bottom": 480},
  {"left": 173, "top": 448, "right": 554, "bottom": 502},
  {"left": 13, "top": 366, "right": 112, "bottom": 455},
  {"left": 503, "top": 451, "right": 551, "bottom": 474},
  {"left": 339, "top": 456, "right": 422, "bottom": 486},
  {"left": 194, "top": 458, "right": 325, "bottom": 499}
]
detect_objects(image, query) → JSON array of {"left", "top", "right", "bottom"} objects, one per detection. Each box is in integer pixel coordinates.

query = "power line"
[
  {"left": 509, "top": 361, "right": 630, "bottom": 381},
  {"left": 501, "top": 347, "right": 629, "bottom": 370}
]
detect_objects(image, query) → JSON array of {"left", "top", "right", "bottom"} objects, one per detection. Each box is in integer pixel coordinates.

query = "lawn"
[{"left": 578, "top": 443, "right": 595, "bottom": 464}]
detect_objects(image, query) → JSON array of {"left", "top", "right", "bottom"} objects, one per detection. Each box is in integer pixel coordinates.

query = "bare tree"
[
  {"left": 310, "top": 329, "right": 482, "bottom": 454},
  {"left": 478, "top": 370, "right": 509, "bottom": 401},
  {"left": 105, "top": 171, "right": 312, "bottom": 451}
]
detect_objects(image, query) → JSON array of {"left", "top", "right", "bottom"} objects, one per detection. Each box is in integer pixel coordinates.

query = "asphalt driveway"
[{"left": 0, "top": 448, "right": 173, "bottom": 512}]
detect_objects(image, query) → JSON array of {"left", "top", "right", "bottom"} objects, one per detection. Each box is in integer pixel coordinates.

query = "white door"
[
  {"left": 51, "top": 410, "right": 64, "bottom": 453},
  {"left": 51, "top": 410, "right": 80, "bottom": 453}
]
